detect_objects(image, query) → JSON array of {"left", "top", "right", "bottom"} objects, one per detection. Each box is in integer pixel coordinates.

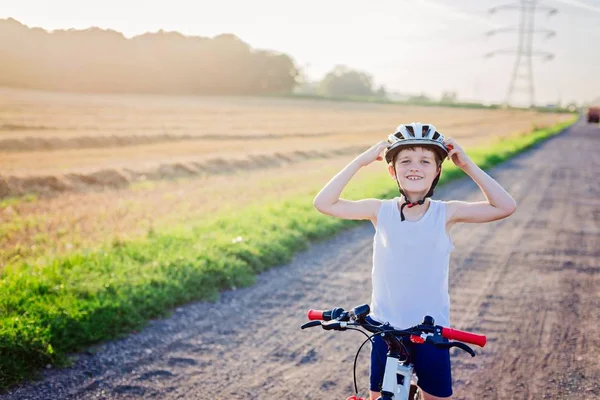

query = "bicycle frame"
[
  {"left": 380, "top": 355, "right": 415, "bottom": 399},
  {"left": 367, "top": 317, "right": 419, "bottom": 399}
]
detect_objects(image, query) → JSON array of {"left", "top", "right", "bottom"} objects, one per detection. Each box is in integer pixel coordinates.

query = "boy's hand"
[
  {"left": 444, "top": 138, "right": 473, "bottom": 169},
  {"left": 355, "top": 141, "right": 389, "bottom": 167}
]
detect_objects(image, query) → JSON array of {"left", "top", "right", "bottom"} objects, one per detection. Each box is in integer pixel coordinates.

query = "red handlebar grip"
[
  {"left": 441, "top": 328, "right": 487, "bottom": 347},
  {"left": 307, "top": 309, "right": 325, "bottom": 321}
]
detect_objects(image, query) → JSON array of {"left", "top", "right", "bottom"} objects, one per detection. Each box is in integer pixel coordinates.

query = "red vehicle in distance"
[{"left": 588, "top": 106, "right": 600, "bottom": 123}]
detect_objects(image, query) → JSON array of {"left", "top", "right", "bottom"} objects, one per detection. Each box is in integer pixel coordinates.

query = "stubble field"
[{"left": 0, "top": 87, "right": 572, "bottom": 269}]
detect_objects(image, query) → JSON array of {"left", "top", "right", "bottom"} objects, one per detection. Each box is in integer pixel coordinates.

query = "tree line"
[
  {"left": 0, "top": 18, "right": 393, "bottom": 98},
  {"left": 0, "top": 18, "right": 298, "bottom": 95}
]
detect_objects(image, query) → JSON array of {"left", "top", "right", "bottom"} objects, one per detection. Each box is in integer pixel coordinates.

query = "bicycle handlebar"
[
  {"left": 306, "top": 306, "right": 487, "bottom": 348},
  {"left": 303, "top": 305, "right": 486, "bottom": 396},
  {"left": 307, "top": 307, "right": 347, "bottom": 321},
  {"left": 441, "top": 327, "right": 487, "bottom": 347},
  {"left": 307, "top": 309, "right": 327, "bottom": 321}
]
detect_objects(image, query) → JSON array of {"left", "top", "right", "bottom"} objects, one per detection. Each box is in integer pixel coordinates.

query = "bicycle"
[{"left": 301, "top": 304, "right": 487, "bottom": 400}]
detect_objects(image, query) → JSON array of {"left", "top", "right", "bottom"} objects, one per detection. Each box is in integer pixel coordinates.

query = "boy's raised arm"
[
  {"left": 444, "top": 137, "right": 517, "bottom": 224},
  {"left": 313, "top": 141, "right": 388, "bottom": 222}
]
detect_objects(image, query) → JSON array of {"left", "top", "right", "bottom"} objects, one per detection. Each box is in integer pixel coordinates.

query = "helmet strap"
[{"left": 399, "top": 197, "right": 425, "bottom": 221}]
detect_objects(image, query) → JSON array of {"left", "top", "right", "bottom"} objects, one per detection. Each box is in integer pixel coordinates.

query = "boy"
[{"left": 313, "top": 123, "right": 517, "bottom": 400}]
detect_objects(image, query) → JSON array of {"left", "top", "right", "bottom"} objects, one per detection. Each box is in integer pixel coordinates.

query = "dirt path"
[{"left": 3, "top": 120, "right": 599, "bottom": 400}]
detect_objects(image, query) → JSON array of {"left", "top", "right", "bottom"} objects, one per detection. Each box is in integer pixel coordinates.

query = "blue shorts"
[{"left": 370, "top": 333, "right": 453, "bottom": 398}]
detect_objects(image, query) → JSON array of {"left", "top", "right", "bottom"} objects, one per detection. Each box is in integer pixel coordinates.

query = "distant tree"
[
  {"left": 375, "top": 85, "right": 387, "bottom": 99},
  {"left": 319, "top": 65, "right": 375, "bottom": 97},
  {"left": 408, "top": 93, "right": 433, "bottom": 103},
  {"left": 441, "top": 91, "right": 458, "bottom": 103}
]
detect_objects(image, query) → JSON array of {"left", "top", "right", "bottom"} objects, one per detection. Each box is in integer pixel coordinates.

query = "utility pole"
[{"left": 486, "top": 0, "right": 557, "bottom": 107}]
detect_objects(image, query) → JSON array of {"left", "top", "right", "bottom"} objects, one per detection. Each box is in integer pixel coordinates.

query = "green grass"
[
  {"left": 279, "top": 93, "right": 578, "bottom": 113},
  {"left": 0, "top": 118, "right": 576, "bottom": 390},
  {"left": 0, "top": 194, "right": 38, "bottom": 209}
]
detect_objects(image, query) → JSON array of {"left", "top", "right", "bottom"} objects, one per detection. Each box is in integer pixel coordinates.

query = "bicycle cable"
[
  {"left": 350, "top": 327, "right": 410, "bottom": 395},
  {"left": 345, "top": 327, "right": 376, "bottom": 395}
]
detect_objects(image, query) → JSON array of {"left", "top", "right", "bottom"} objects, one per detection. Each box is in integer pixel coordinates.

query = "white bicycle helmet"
[
  {"left": 384, "top": 123, "right": 449, "bottom": 221},
  {"left": 385, "top": 122, "right": 448, "bottom": 164}
]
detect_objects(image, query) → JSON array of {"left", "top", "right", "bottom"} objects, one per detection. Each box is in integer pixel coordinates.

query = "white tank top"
[{"left": 370, "top": 197, "right": 455, "bottom": 329}]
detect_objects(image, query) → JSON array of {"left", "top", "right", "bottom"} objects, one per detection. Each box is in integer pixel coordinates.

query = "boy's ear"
[{"left": 388, "top": 163, "right": 396, "bottom": 178}]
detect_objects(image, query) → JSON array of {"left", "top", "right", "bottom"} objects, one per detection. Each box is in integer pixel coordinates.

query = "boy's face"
[{"left": 388, "top": 147, "right": 441, "bottom": 193}]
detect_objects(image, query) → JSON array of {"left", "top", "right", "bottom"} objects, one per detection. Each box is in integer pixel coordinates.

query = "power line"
[{"left": 486, "top": 0, "right": 557, "bottom": 107}]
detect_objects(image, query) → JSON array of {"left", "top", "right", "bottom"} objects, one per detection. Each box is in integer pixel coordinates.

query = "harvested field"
[
  {"left": 0, "top": 88, "right": 572, "bottom": 268},
  {"left": 0, "top": 145, "right": 367, "bottom": 197},
  {"left": 1, "top": 88, "right": 571, "bottom": 196},
  {"left": 0, "top": 155, "right": 382, "bottom": 267},
  {"left": 0, "top": 87, "right": 566, "bottom": 144}
]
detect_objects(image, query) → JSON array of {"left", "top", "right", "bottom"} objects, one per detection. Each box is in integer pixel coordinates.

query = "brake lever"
[
  {"left": 425, "top": 336, "right": 476, "bottom": 357},
  {"left": 301, "top": 321, "right": 322, "bottom": 330},
  {"left": 322, "top": 321, "right": 347, "bottom": 331},
  {"left": 443, "top": 342, "right": 476, "bottom": 357},
  {"left": 454, "top": 342, "right": 476, "bottom": 357}
]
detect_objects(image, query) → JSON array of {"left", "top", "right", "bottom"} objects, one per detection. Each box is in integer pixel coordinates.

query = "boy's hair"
[{"left": 390, "top": 145, "right": 445, "bottom": 168}]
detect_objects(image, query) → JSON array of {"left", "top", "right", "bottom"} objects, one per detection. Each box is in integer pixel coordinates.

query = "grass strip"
[
  {"left": 0, "top": 118, "right": 576, "bottom": 390},
  {"left": 278, "top": 93, "right": 577, "bottom": 113}
]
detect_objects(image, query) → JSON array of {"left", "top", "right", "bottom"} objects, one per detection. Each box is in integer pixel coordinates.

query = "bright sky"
[{"left": 3, "top": 0, "right": 600, "bottom": 105}]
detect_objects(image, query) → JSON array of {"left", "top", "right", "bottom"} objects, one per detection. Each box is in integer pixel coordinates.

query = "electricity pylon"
[{"left": 486, "top": 0, "right": 557, "bottom": 107}]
